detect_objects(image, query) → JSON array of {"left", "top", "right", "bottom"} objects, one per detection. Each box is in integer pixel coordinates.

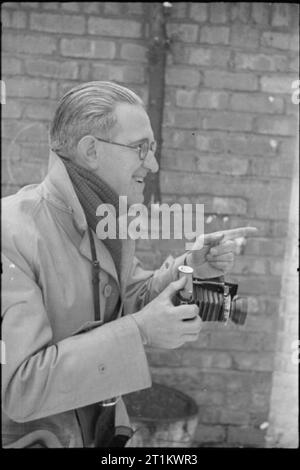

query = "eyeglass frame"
[{"left": 94, "top": 136, "right": 157, "bottom": 162}]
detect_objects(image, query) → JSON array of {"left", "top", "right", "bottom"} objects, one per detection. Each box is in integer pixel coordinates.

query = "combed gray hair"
[{"left": 49, "top": 81, "right": 144, "bottom": 157}]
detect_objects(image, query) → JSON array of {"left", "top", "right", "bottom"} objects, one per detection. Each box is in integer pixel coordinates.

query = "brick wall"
[{"left": 1, "top": 2, "right": 299, "bottom": 447}]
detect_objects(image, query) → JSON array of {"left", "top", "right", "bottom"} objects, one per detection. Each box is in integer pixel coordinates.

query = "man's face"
[{"left": 95, "top": 103, "right": 159, "bottom": 205}]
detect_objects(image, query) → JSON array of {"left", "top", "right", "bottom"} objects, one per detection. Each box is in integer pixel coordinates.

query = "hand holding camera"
[{"left": 132, "top": 276, "right": 202, "bottom": 349}]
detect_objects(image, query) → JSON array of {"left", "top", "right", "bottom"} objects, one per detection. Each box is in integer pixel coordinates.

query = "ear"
[{"left": 76, "top": 135, "right": 99, "bottom": 170}]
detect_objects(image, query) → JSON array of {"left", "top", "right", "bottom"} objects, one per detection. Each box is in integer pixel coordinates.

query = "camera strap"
[{"left": 87, "top": 226, "right": 101, "bottom": 322}]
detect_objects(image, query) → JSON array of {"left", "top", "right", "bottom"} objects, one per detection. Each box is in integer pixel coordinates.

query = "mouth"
[{"left": 133, "top": 175, "right": 145, "bottom": 185}]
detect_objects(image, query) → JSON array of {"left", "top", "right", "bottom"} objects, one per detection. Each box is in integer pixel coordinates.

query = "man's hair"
[{"left": 49, "top": 81, "right": 144, "bottom": 157}]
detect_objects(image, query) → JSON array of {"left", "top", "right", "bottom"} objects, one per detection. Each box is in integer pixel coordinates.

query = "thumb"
[{"left": 163, "top": 275, "right": 187, "bottom": 298}]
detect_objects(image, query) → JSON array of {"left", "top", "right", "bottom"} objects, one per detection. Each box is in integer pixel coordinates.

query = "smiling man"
[{"left": 2, "top": 81, "right": 255, "bottom": 448}]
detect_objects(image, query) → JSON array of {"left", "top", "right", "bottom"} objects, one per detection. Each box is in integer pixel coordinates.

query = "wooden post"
[{"left": 144, "top": 2, "right": 172, "bottom": 206}]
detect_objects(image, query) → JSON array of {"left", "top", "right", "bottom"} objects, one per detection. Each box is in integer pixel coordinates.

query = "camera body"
[{"left": 176, "top": 265, "right": 248, "bottom": 325}]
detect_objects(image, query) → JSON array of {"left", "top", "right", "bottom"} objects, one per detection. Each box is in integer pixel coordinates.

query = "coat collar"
[{"left": 41, "top": 151, "right": 135, "bottom": 293}]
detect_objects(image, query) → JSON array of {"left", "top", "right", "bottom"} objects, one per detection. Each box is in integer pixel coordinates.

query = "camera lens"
[{"left": 231, "top": 297, "right": 248, "bottom": 325}]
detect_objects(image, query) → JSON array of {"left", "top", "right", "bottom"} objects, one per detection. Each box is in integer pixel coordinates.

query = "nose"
[{"left": 143, "top": 151, "right": 159, "bottom": 173}]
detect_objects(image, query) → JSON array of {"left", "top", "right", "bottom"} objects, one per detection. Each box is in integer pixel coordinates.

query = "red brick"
[
  {"left": 164, "top": 108, "right": 201, "bottom": 129},
  {"left": 230, "top": 92, "right": 284, "bottom": 113},
  {"left": 24, "top": 59, "right": 78, "bottom": 80},
  {"left": 234, "top": 52, "right": 288, "bottom": 72},
  {"left": 261, "top": 32, "right": 290, "bottom": 50},
  {"left": 171, "top": 44, "right": 230, "bottom": 68},
  {"left": 270, "top": 221, "right": 289, "bottom": 238},
  {"left": 214, "top": 133, "right": 279, "bottom": 157},
  {"left": 238, "top": 276, "right": 282, "bottom": 297},
  {"left": 167, "top": 23, "right": 198, "bottom": 43},
  {"left": 290, "top": 34, "right": 299, "bottom": 52},
  {"left": 88, "top": 17, "right": 141, "bottom": 38},
  {"left": 203, "top": 111, "right": 253, "bottom": 131},
  {"left": 194, "top": 424, "right": 226, "bottom": 444},
  {"left": 6, "top": 77, "right": 50, "bottom": 98},
  {"left": 231, "top": 2, "right": 251, "bottom": 23},
  {"left": 244, "top": 238, "right": 285, "bottom": 257},
  {"left": 60, "top": 38, "right": 116, "bottom": 59},
  {"left": 19, "top": 143, "right": 50, "bottom": 161},
  {"left": 42, "top": 2, "right": 60, "bottom": 10},
  {"left": 2, "top": 32, "right": 57, "bottom": 55},
  {"left": 254, "top": 115, "right": 297, "bottom": 136},
  {"left": 227, "top": 426, "right": 266, "bottom": 447},
  {"left": 232, "top": 351, "right": 274, "bottom": 371},
  {"left": 220, "top": 410, "right": 249, "bottom": 425},
  {"left": 230, "top": 24, "right": 260, "bottom": 49},
  {"left": 11, "top": 10, "right": 27, "bottom": 28},
  {"left": 251, "top": 3, "right": 270, "bottom": 25},
  {"left": 20, "top": 2, "right": 39, "bottom": 8},
  {"left": 176, "top": 89, "right": 229, "bottom": 109},
  {"left": 30, "top": 13, "right": 85, "bottom": 34},
  {"left": 103, "top": 2, "right": 122, "bottom": 15},
  {"left": 2, "top": 158, "right": 48, "bottom": 186},
  {"left": 2, "top": 2, "right": 19, "bottom": 8},
  {"left": 190, "top": 389, "right": 225, "bottom": 407},
  {"left": 125, "top": 3, "right": 144, "bottom": 16},
  {"left": 204, "top": 71, "right": 258, "bottom": 91},
  {"left": 2, "top": 100, "right": 23, "bottom": 118},
  {"left": 271, "top": 3, "right": 291, "bottom": 28},
  {"left": 181, "top": 350, "right": 232, "bottom": 369},
  {"left": 61, "top": 2, "right": 80, "bottom": 12},
  {"left": 198, "top": 406, "right": 221, "bottom": 424},
  {"left": 92, "top": 64, "right": 145, "bottom": 85},
  {"left": 82, "top": 3, "right": 100, "bottom": 14},
  {"left": 187, "top": 47, "right": 230, "bottom": 67},
  {"left": 2, "top": 57, "right": 22, "bottom": 75},
  {"left": 260, "top": 75, "right": 296, "bottom": 94},
  {"left": 2, "top": 119, "right": 49, "bottom": 142},
  {"left": 166, "top": 67, "right": 201, "bottom": 87},
  {"left": 120, "top": 43, "right": 147, "bottom": 62},
  {"left": 197, "top": 154, "right": 248, "bottom": 176},
  {"left": 210, "top": 331, "right": 273, "bottom": 352},
  {"left": 169, "top": 3, "right": 187, "bottom": 19},
  {"left": 249, "top": 155, "right": 295, "bottom": 178},
  {"left": 200, "top": 26, "right": 230, "bottom": 45},
  {"left": 189, "top": 3, "right": 208, "bottom": 22},
  {"left": 212, "top": 196, "right": 248, "bottom": 215},
  {"left": 24, "top": 101, "right": 57, "bottom": 120},
  {"left": 232, "top": 257, "right": 267, "bottom": 275},
  {"left": 1, "top": 9, "right": 10, "bottom": 27},
  {"left": 210, "top": 3, "right": 228, "bottom": 23},
  {"left": 269, "top": 259, "right": 284, "bottom": 276}
]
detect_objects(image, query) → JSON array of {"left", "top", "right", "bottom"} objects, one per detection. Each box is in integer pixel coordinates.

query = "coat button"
[{"left": 103, "top": 284, "right": 112, "bottom": 298}]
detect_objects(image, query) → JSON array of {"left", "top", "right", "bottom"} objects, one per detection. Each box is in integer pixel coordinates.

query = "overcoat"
[{"left": 1, "top": 151, "right": 186, "bottom": 447}]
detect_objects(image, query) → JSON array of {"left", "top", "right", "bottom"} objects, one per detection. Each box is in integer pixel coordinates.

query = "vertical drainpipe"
[{"left": 144, "top": 2, "right": 172, "bottom": 206}]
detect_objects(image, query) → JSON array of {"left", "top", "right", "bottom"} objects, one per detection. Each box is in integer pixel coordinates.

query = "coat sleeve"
[
  {"left": 124, "top": 253, "right": 187, "bottom": 315},
  {"left": 2, "top": 242, "right": 151, "bottom": 423}
]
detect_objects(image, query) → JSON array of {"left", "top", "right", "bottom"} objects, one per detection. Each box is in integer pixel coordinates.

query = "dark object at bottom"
[{"left": 123, "top": 383, "right": 198, "bottom": 447}]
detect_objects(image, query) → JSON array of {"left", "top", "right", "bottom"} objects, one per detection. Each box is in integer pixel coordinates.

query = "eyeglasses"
[{"left": 94, "top": 136, "right": 157, "bottom": 162}]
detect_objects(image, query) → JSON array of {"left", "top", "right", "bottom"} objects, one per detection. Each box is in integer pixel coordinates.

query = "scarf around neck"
[{"left": 59, "top": 154, "right": 122, "bottom": 278}]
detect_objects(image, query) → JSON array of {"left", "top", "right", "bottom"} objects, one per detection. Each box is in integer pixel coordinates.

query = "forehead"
[{"left": 112, "top": 103, "right": 153, "bottom": 142}]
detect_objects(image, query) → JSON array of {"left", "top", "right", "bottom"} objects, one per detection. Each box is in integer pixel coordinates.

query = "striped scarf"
[{"left": 59, "top": 154, "right": 122, "bottom": 278}]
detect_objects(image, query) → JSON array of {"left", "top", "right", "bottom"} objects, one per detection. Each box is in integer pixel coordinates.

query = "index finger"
[{"left": 213, "top": 226, "right": 258, "bottom": 242}]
